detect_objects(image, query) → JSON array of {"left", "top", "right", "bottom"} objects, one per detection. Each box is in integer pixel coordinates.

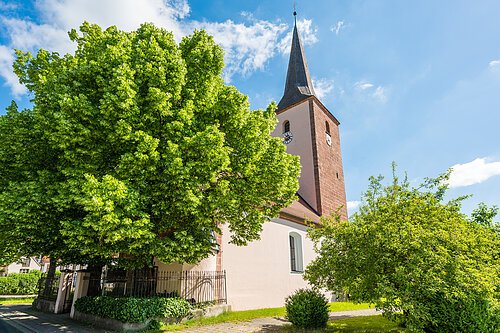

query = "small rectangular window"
[
  {"left": 289, "top": 232, "right": 304, "bottom": 272},
  {"left": 289, "top": 235, "right": 297, "bottom": 272},
  {"left": 20, "top": 257, "right": 30, "bottom": 267}
]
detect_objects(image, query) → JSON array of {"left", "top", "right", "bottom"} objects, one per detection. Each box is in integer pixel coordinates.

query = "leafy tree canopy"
[
  {"left": 305, "top": 164, "right": 500, "bottom": 332},
  {"left": 471, "top": 202, "right": 499, "bottom": 227},
  {"left": 0, "top": 22, "right": 300, "bottom": 267}
]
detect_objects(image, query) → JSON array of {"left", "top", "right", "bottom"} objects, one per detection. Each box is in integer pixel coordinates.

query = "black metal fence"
[
  {"left": 37, "top": 275, "right": 60, "bottom": 301},
  {"left": 88, "top": 269, "right": 227, "bottom": 305}
]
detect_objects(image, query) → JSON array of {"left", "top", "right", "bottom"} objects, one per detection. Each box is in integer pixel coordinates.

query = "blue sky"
[{"left": 1, "top": 0, "right": 499, "bottom": 215}]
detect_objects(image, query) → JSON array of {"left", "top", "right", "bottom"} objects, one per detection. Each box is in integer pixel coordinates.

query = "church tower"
[{"left": 272, "top": 13, "right": 347, "bottom": 219}]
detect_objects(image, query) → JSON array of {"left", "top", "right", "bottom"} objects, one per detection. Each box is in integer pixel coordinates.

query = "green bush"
[
  {"left": 285, "top": 289, "right": 329, "bottom": 329},
  {"left": 0, "top": 271, "right": 42, "bottom": 295},
  {"left": 422, "top": 293, "right": 500, "bottom": 333},
  {"left": 74, "top": 296, "right": 191, "bottom": 323},
  {"left": 147, "top": 319, "right": 162, "bottom": 330}
]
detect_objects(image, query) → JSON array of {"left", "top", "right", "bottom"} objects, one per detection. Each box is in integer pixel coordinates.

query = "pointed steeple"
[{"left": 277, "top": 11, "right": 315, "bottom": 111}]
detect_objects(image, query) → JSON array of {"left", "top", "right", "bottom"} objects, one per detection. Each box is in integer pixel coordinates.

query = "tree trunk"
[{"left": 42, "top": 258, "right": 57, "bottom": 297}]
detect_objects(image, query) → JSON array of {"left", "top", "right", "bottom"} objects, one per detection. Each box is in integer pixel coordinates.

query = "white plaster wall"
[
  {"left": 154, "top": 261, "right": 183, "bottom": 273},
  {"left": 221, "top": 219, "right": 316, "bottom": 310},
  {"left": 182, "top": 255, "right": 217, "bottom": 272},
  {"left": 272, "top": 102, "right": 317, "bottom": 211},
  {"left": 6, "top": 257, "right": 41, "bottom": 274}
]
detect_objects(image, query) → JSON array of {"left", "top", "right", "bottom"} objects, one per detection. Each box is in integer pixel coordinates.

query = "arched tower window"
[
  {"left": 325, "top": 121, "right": 332, "bottom": 146},
  {"left": 283, "top": 120, "right": 290, "bottom": 133},
  {"left": 289, "top": 232, "right": 304, "bottom": 272}
]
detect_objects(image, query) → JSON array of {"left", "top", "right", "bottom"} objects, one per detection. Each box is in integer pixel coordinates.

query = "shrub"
[
  {"left": 148, "top": 319, "right": 162, "bottom": 330},
  {"left": 423, "top": 293, "right": 500, "bottom": 333},
  {"left": 74, "top": 296, "right": 191, "bottom": 323},
  {"left": 285, "top": 289, "right": 329, "bottom": 328},
  {"left": 0, "top": 271, "right": 42, "bottom": 295}
]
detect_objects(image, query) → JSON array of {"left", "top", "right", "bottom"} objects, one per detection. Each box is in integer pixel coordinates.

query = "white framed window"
[
  {"left": 19, "top": 269, "right": 30, "bottom": 274},
  {"left": 289, "top": 232, "right": 304, "bottom": 272}
]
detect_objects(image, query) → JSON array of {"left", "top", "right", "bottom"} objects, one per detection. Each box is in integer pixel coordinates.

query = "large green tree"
[
  {"left": 305, "top": 166, "right": 500, "bottom": 332},
  {"left": 0, "top": 22, "right": 300, "bottom": 267}
]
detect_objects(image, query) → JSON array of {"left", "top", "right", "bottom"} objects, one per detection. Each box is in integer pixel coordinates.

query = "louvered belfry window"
[{"left": 283, "top": 120, "right": 290, "bottom": 133}]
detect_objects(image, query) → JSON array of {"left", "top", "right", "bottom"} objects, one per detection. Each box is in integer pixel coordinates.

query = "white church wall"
[
  {"left": 182, "top": 255, "right": 217, "bottom": 272},
  {"left": 221, "top": 218, "right": 317, "bottom": 310}
]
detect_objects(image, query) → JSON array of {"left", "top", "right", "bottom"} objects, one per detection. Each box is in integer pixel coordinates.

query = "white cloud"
[
  {"left": 347, "top": 200, "right": 360, "bottom": 210},
  {"left": 35, "top": 0, "right": 188, "bottom": 38},
  {"left": 372, "top": 86, "right": 387, "bottom": 102},
  {"left": 312, "top": 78, "right": 334, "bottom": 99},
  {"left": 330, "top": 20, "right": 345, "bottom": 35},
  {"left": 277, "top": 18, "right": 318, "bottom": 54},
  {"left": 193, "top": 19, "right": 288, "bottom": 81},
  {"left": 354, "top": 80, "right": 374, "bottom": 90},
  {"left": 354, "top": 80, "right": 388, "bottom": 103},
  {"left": 1, "top": 17, "right": 74, "bottom": 54},
  {"left": 0, "top": 0, "right": 313, "bottom": 94},
  {"left": 489, "top": 60, "right": 500, "bottom": 68},
  {"left": 0, "top": 46, "right": 27, "bottom": 97},
  {"left": 489, "top": 59, "right": 500, "bottom": 74},
  {"left": 448, "top": 158, "right": 500, "bottom": 188}
]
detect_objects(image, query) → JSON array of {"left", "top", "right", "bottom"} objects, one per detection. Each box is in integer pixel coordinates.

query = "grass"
[
  {"left": 328, "top": 315, "right": 403, "bottom": 332},
  {"left": 0, "top": 297, "right": 36, "bottom": 305},
  {"left": 162, "top": 302, "right": 373, "bottom": 331},
  {"left": 328, "top": 303, "right": 373, "bottom": 312},
  {"left": 278, "top": 316, "right": 402, "bottom": 332}
]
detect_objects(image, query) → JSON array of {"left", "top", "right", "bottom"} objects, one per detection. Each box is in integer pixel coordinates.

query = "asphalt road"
[{"left": 0, "top": 317, "right": 23, "bottom": 332}]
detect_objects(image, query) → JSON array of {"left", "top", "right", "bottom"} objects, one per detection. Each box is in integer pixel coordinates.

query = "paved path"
[
  {"left": 0, "top": 304, "right": 379, "bottom": 333},
  {"left": 0, "top": 305, "right": 106, "bottom": 333},
  {"left": 169, "top": 308, "right": 380, "bottom": 333}
]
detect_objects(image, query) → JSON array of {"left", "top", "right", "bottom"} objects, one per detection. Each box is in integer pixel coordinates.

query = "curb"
[{"left": 0, "top": 295, "right": 37, "bottom": 299}]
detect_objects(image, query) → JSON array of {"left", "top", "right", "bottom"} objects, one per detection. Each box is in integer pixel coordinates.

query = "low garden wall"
[
  {"left": 73, "top": 310, "right": 149, "bottom": 332},
  {"left": 190, "top": 304, "right": 231, "bottom": 319},
  {"left": 73, "top": 296, "right": 231, "bottom": 331},
  {"left": 32, "top": 298, "right": 56, "bottom": 313},
  {"left": 73, "top": 296, "right": 192, "bottom": 331}
]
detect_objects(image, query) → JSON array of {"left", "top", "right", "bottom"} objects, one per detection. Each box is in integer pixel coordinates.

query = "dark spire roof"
[{"left": 277, "top": 12, "right": 315, "bottom": 111}]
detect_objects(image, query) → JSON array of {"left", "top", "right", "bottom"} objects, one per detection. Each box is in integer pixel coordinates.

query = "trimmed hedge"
[
  {"left": 285, "top": 288, "right": 329, "bottom": 329},
  {"left": 0, "top": 271, "right": 42, "bottom": 295},
  {"left": 74, "top": 296, "right": 191, "bottom": 323}
]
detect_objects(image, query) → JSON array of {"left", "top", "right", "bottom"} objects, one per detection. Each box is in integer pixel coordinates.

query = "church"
[
  {"left": 221, "top": 14, "right": 347, "bottom": 310},
  {"left": 155, "top": 14, "right": 348, "bottom": 311}
]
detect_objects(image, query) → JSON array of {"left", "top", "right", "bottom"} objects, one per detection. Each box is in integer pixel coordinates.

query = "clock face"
[
  {"left": 283, "top": 131, "right": 293, "bottom": 144},
  {"left": 326, "top": 133, "right": 332, "bottom": 146}
]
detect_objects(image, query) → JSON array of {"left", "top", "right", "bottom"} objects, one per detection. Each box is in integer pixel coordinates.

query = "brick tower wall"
[{"left": 309, "top": 98, "right": 348, "bottom": 220}]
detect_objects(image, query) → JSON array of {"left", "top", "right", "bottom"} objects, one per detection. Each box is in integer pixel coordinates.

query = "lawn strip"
[
  {"left": 162, "top": 302, "right": 373, "bottom": 331},
  {"left": 0, "top": 297, "right": 36, "bottom": 305}
]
